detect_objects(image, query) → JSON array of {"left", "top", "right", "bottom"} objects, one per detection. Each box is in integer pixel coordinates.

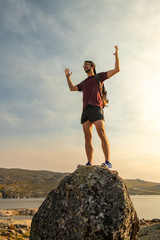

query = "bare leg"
[
  {"left": 82, "top": 120, "right": 93, "bottom": 164},
  {"left": 94, "top": 120, "right": 110, "bottom": 162}
]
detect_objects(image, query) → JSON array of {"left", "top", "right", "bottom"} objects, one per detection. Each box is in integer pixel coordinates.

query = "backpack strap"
[
  {"left": 95, "top": 74, "right": 100, "bottom": 83},
  {"left": 95, "top": 74, "right": 103, "bottom": 97},
  {"left": 95, "top": 74, "right": 109, "bottom": 108}
]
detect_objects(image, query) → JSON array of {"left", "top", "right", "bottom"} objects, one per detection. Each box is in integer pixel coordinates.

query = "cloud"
[{"left": 0, "top": 0, "right": 160, "bottom": 181}]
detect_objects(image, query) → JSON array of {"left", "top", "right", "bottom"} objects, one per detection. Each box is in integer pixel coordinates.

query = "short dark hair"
[{"left": 84, "top": 60, "right": 96, "bottom": 74}]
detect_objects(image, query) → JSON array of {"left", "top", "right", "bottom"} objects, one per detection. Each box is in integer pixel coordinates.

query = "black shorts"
[{"left": 81, "top": 105, "right": 104, "bottom": 124}]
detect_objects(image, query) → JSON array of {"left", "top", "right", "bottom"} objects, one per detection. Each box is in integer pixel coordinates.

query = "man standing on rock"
[{"left": 65, "top": 46, "right": 120, "bottom": 168}]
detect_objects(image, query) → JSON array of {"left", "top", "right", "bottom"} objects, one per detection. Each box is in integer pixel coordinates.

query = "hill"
[
  {"left": 0, "top": 168, "right": 160, "bottom": 198},
  {"left": 0, "top": 168, "right": 69, "bottom": 198},
  {"left": 124, "top": 178, "right": 160, "bottom": 195}
]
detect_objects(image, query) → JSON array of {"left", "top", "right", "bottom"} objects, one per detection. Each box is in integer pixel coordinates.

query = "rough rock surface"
[
  {"left": 30, "top": 166, "right": 139, "bottom": 240},
  {"left": 138, "top": 223, "right": 160, "bottom": 240}
]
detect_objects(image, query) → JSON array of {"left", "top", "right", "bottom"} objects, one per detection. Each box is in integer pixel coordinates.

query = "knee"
[
  {"left": 98, "top": 128, "right": 106, "bottom": 139},
  {"left": 84, "top": 132, "right": 92, "bottom": 142}
]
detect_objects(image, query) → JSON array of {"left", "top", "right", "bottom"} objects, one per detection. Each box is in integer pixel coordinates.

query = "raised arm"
[
  {"left": 65, "top": 68, "right": 78, "bottom": 91},
  {"left": 107, "top": 46, "right": 120, "bottom": 79}
]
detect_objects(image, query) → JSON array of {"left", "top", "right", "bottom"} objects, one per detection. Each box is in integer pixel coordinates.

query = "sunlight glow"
[{"left": 141, "top": 78, "right": 160, "bottom": 132}]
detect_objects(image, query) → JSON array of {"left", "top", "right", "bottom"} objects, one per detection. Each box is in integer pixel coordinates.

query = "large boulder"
[{"left": 30, "top": 166, "right": 139, "bottom": 240}]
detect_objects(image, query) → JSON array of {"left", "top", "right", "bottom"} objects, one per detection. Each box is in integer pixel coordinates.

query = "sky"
[{"left": 0, "top": 0, "right": 160, "bottom": 182}]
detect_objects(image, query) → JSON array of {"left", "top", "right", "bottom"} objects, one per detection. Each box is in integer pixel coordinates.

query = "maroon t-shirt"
[{"left": 77, "top": 72, "right": 108, "bottom": 110}]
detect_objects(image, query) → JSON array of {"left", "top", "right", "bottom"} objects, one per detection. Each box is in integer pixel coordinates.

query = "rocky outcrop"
[
  {"left": 0, "top": 208, "right": 37, "bottom": 218},
  {"left": 138, "top": 223, "right": 160, "bottom": 239},
  {"left": 0, "top": 221, "right": 31, "bottom": 239},
  {"left": 140, "top": 218, "right": 160, "bottom": 226},
  {"left": 30, "top": 166, "right": 139, "bottom": 240}
]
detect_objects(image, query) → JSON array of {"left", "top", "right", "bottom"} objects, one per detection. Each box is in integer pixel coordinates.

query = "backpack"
[{"left": 95, "top": 74, "right": 109, "bottom": 108}]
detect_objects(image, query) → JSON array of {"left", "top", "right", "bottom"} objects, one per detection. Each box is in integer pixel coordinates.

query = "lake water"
[
  {"left": 0, "top": 196, "right": 160, "bottom": 220},
  {"left": 131, "top": 195, "right": 160, "bottom": 219},
  {"left": 0, "top": 198, "right": 44, "bottom": 210}
]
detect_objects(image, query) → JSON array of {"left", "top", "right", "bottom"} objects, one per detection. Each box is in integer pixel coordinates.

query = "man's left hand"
[{"left": 113, "top": 46, "right": 118, "bottom": 56}]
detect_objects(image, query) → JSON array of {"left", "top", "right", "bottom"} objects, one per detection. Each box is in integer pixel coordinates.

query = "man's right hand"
[
  {"left": 65, "top": 68, "right": 78, "bottom": 91},
  {"left": 65, "top": 68, "right": 72, "bottom": 78}
]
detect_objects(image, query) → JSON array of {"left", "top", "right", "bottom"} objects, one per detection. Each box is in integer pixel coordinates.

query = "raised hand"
[
  {"left": 113, "top": 46, "right": 118, "bottom": 56},
  {"left": 65, "top": 68, "right": 72, "bottom": 78}
]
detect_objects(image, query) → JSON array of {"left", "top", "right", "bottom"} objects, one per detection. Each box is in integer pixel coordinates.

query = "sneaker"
[
  {"left": 77, "top": 162, "right": 92, "bottom": 167},
  {"left": 86, "top": 162, "right": 92, "bottom": 166},
  {"left": 101, "top": 161, "right": 112, "bottom": 169}
]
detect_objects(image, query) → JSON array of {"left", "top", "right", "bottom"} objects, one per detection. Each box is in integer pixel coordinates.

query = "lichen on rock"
[{"left": 30, "top": 166, "right": 139, "bottom": 240}]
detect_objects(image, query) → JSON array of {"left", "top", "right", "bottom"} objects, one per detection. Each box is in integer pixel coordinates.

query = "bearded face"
[{"left": 83, "top": 62, "right": 94, "bottom": 74}]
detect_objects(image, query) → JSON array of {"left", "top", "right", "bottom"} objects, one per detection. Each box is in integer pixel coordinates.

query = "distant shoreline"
[{"left": 1, "top": 194, "right": 160, "bottom": 201}]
